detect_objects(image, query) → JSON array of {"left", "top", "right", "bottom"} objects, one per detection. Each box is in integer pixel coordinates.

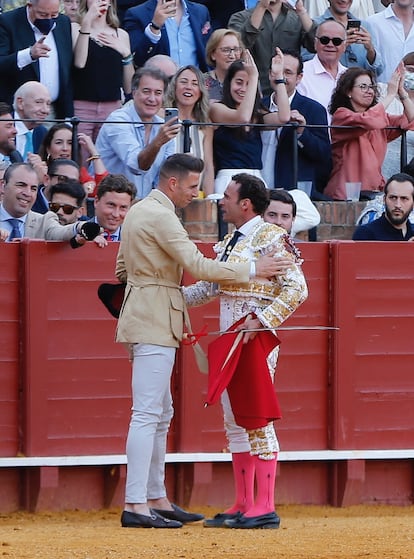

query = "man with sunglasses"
[
  {"left": 304, "top": 0, "right": 383, "bottom": 78},
  {"left": 297, "top": 20, "right": 347, "bottom": 121},
  {"left": 31, "top": 158, "right": 80, "bottom": 214},
  {"left": 49, "top": 180, "right": 85, "bottom": 225},
  {"left": 0, "top": 162, "right": 98, "bottom": 242}
]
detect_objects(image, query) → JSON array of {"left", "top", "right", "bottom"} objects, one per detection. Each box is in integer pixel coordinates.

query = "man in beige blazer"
[
  {"left": 0, "top": 162, "right": 96, "bottom": 243},
  {"left": 115, "top": 154, "right": 284, "bottom": 529}
]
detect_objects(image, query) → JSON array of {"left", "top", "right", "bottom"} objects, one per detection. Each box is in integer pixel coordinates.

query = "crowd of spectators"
[{"left": 0, "top": 0, "right": 413, "bottom": 242}]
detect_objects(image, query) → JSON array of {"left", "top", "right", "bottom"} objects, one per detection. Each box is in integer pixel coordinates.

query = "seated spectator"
[
  {"left": 123, "top": 0, "right": 211, "bottom": 71},
  {"left": 302, "top": 0, "right": 383, "bottom": 78},
  {"left": 96, "top": 67, "right": 179, "bottom": 199},
  {"left": 0, "top": 162, "right": 98, "bottom": 242},
  {"left": 264, "top": 189, "right": 320, "bottom": 239},
  {"left": 75, "top": 173, "right": 136, "bottom": 248},
  {"left": 0, "top": 102, "right": 23, "bottom": 164},
  {"left": 13, "top": 82, "right": 51, "bottom": 161},
  {"left": 203, "top": 28, "right": 244, "bottom": 103},
  {"left": 261, "top": 49, "right": 332, "bottom": 198},
  {"left": 0, "top": 0, "right": 74, "bottom": 120},
  {"left": 228, "top": 0, "right": 316, "bottom": 96},
  {"left": 71, "top": 0, "right": 134, "bottom": 164},
  {"left": 297, "top": 20, "right": 347, "bottom": 122},
  {"left": 164, "top": 65, "right": 214, "bottom": 195},
  {"left": 325, "top": 66, "right": 414, "bottom": 200},
  {"left": 379, "top": 52, "right": 414, "bottom": 179},
  {"left": 49, "top": 180, "right": 86, "bottom": 225},
  {"left": 31, "top": 158, "right": 80, "bottom": 214},
  {"left": 210, "top": 50, "right": 290, "bottom": 196},
  {"left": 29, "top": 123, "right": 107, "bottom": 198},
  {"left": 353, "top": 172, "right": 414, "bottom": 240}
]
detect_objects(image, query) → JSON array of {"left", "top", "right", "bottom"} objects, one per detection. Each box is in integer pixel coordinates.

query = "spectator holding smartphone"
[
  {"left": 303, "top": 0, "right": 383, "bottom": 78},
  {"left": 123, "top": 0, "right": 212, "bottom": 70}
]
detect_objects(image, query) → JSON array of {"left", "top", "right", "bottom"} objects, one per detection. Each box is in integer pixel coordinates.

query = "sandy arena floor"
[{"left": 1, "top": 505, "right": 414, "bottom": 559}]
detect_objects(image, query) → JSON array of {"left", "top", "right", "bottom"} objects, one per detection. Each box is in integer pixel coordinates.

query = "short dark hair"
[
  {"left": 131, "top": 67, "right": 168, "bottom": 92},
  {"left": 384, "top": 172, "right": 414, "bottom": 198},
  {"left": 48, "top": 158, "right": 80, "bottom": 176},
  {"left": 232, "top": 173, "right": 269, "bottom": 215},
  {"left": 96, "top": 173, "right": 137, "bottom": 200},
  {"left": 280, "top": 49, "right": 303, "bottom": 75},
  {"left": 159, "top": 153, "right": 204, "bottom": 180},
  {"left": 50, "top": 181, "right": 86, "bottom": 207},
  {"left": 0, "top": 102, "right": 12, "bottom": 118},
  {"left": 269, "top": 189, "right": 297, "bottom": 217},
  {"left": 4, "top": 162, "right": 37, "bottom": 184}
]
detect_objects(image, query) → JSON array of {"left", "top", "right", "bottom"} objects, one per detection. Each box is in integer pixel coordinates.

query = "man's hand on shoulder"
[{"left": 256, "top": 253, "right": 293, "bottom": 278}]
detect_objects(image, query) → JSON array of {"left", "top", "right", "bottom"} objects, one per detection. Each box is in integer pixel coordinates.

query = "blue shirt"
[
  {"left": 96, "top": 100, "right": 175, "bottom": 199},
  {"left": 165, "top": 2, "right": 197, "bottom": 67},
  {"left": 0, "top": 203, "right": 27, "bottom": 241},
  {"left": 353, "top": 214, "right": 414, "bottom": 240}
]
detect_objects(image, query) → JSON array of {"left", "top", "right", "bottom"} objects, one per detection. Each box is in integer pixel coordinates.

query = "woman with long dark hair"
[{"left": 210, "top": 49, "right": 290, "bottom": 195}]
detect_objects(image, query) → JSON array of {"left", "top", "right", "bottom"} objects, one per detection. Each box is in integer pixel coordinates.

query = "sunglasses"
[
  {"left": 49, "top": 202, "right": 79, "bottom": 215},
  {"left": 316, "top": 36, "right": 345, "bottom": 46}
]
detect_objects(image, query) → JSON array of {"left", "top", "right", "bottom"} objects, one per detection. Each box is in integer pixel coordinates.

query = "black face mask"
[{"left": 33, "top": 17, "right": 57, "bottom": 35}]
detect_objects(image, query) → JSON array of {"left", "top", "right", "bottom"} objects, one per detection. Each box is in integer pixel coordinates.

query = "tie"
[
  {"left": 23, "top": 130, "right": 33, "bottom": 160},
  {"left": 104, "top": 229, "right": 116, "bottom": 242},
  {"left": 220, "top": 230, "right": 242, "bottom": 262},
  {"left": 7, "top": 218, "right": 22, "bottom": 241}
]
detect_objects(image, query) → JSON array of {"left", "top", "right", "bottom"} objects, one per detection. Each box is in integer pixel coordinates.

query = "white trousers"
[{"left": 125, "top": 343, "right": 176, "bottom": 504}]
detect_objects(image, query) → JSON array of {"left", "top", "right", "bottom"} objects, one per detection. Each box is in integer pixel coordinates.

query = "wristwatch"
[{"left": 274, "top": 78, "right": 287, "bottom": 85}]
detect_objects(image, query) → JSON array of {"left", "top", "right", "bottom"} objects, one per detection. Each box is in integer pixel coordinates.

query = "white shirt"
[
  {"left": 17, "top": 9, "right": 60, "bottom": 101},
  {"left": 297, "top": 55, "right": 347, "bottom": 123},
  {"left": 367, "top": 4, "right": 414, "bottom": 83}
]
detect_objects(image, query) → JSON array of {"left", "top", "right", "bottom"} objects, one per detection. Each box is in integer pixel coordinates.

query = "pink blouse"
[{"left": 325, "top": 104, "right": 413, "bottom": 200}]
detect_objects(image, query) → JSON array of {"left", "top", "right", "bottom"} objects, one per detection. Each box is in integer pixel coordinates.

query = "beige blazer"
[
  {"left": 24, "top": 211, "right": 76, "bottom": 241},
  {"left": 115, "top": 190, "right": 250, "bottom": 347}
]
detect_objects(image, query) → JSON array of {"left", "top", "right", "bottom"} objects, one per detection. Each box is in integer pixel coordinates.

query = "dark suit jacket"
[
  {"left": 33, "top": 125, "right": 47, "bottom": 153},
  {"left": 263, "top": 90, "right": 332, "bottom": 195},
  {"left": 124, "top": 0, "right": 211, "bottom": 71},
  {"left": 0, "top": 8, "right": 73, "bottom": 119},
  {"left": 31, "top": 186, "right": 48, "bottom": 214}
]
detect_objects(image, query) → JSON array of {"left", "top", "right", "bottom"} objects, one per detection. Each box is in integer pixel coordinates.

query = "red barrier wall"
[{"left": 0, "top": 240, "right": 413, "bottom": 511}]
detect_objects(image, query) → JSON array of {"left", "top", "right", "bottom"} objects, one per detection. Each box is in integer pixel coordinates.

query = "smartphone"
[
  {"left": 347, "top": 19, "right": 361, "bottom": 31},
  {"left": 164, "top": 107, "right": 179, "bottom": 122},
  {"left": 285, "top": 0, "right": 297, "bottom": 8}
]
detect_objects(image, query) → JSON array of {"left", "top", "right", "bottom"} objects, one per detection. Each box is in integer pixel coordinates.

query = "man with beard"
[{"left": 353, "top": 173, "right": 414, "bottom": 240}]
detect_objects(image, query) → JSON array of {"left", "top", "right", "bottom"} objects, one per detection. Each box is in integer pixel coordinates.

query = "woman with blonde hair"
[
  {"left": 165, "top": 65, "right": 215, "bottom": 195},
  {"left": 71, "top": 0, "right": 134, "bottom": 163},
  {"left": 204, "top": 28, "right": 244, "bottom": 102}
]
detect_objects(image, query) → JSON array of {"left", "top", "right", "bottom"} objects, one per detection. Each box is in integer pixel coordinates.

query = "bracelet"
[
  {"left": 400, "top": 94, "right": 409, "bottom": 101},
  {"left": 86, "top": 154, "right": 101, "bottom": 162},
  {"left": 122, "top": 53, "right": 134, "bottom": 65},
  {"left": 274, "top": 78, "right": 287, "bottom": 85},
  {"left": 150, "top": 21, "right": 161, "bottom": 30},
  {"left": 79, "top": 30, "right": 91, "bottom": 35}
]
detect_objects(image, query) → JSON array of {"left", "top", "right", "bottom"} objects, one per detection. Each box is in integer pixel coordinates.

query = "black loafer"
[
  {"left": 121, "top": 510, "right": 182, "bottom": 528},
  {"left": 152, "top": 503, "right": 204, "bottom": 523},
  {"left": 204, "top": 512, "right": 241, "bottom": 527},
  {"left": 225, "top": 511, "right": 281, "bottom": 529}
]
